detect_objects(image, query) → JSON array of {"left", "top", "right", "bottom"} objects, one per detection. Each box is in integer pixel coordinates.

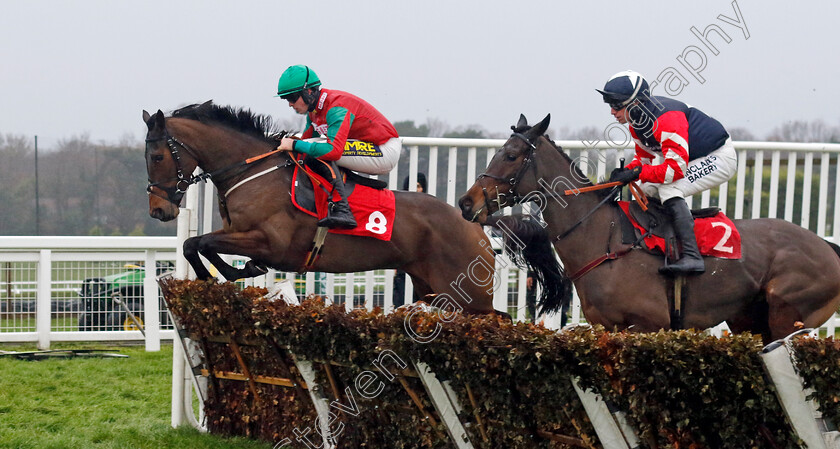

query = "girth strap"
[
  {"left": 568, "top": 247, "right": 634, "bottom": 282},
  {"left": 568, "top": 228, "right": 650, "bottom": 282}
]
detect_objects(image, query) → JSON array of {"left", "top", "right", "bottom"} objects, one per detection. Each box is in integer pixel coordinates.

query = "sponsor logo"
[
  {"left": 685, "top": 155, "right": 718, "bottom": 182},
  {"left": 343, "top": 141, "right": 383, "bottom": 158},
  {"left": 314, "top": 124, "right": 329, "bottom": 136}
]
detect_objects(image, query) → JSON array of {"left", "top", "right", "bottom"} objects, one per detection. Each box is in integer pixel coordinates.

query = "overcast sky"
[{"left": 2, "top": 0, "right": 838, "bottom": 149}]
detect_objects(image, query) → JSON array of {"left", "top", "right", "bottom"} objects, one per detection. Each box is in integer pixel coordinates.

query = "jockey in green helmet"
[{"left": 276, "top": 65, "right": 401, "bottom": 230}]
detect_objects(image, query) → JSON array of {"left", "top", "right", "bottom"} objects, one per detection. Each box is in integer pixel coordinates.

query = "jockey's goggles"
[{"left": 281, "top": 92, "right": 301, "bottom": 103}]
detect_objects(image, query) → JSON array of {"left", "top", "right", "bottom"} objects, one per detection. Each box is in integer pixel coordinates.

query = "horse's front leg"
[
  {"left": 183, "top": 235, "right": 213, "bottom": 280},
  {"left": 184, "top": 229, "right": 273, "bottom": 281}
]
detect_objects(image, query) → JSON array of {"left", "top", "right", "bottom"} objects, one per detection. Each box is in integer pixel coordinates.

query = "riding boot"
[
  {"left": 659, "top": 197, "right": 705, "bottom": 275},
  {"left": 305, "top": 158, "right": 357, "bottom": 230}
]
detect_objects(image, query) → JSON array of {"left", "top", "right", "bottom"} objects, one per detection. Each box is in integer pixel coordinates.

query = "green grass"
[{"left": 0, "top": 342, "right": 272, "bottom": 449}]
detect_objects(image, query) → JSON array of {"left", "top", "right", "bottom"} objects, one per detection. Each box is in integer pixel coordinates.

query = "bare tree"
[
  {"left": 767, "top": 120, "right": 839, "bottom": 143},
  {"left": 0, "top": 134, "right": 36, "bottom": 234},
  {"left": 727, "top": 127, "right": 757, "bottom": 141}
]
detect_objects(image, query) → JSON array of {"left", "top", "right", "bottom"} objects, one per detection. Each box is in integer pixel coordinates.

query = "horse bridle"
[
  {"left": 145, "top": 127, "right": 297, "bottom": 207},
  {"left": 473, "top": 132, "right": 537, "bottom": 216},
  {"left": 145, "top": 130, "right": 209, "bottom": 207}
]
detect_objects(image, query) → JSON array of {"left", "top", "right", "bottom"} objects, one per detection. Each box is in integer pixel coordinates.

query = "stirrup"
[
  {"left": 659, "top": 258, "right": 705, "bottom": 275},
  {"left": 318, "top": 201, "right": 357, "bottom": 229}
]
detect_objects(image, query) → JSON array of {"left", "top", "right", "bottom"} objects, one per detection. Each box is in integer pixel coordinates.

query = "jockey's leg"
[
  {"left": 655, "top": 139, "right": 736, "bottom": 275},
  {"left": 304, "top": 157, "right": 357, "bottom": 230},
  {"left": 659, "top": 191, "right": 705, "bottom": 275},
  {"left": 334, "top": 138, "right": 401, "bottom": 175}
]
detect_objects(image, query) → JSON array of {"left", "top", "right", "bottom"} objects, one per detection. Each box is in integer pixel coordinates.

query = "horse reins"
[
  {"left": 475, "top": 133, "right": 651, "bottom": 281},
  {"left": 146, "top": 129, "right": 293, "bottom": 206}
]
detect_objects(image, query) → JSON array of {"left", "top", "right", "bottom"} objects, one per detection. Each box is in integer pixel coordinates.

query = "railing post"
[
  {"left": 761, "top": 332, "right": 840, "bottom": 448},
  {"left": 36, "top": 249, "right": 52, "bottom": 350},
  {"left": 171, "top": 337, "right": 187, "bottom": 427},
  {"left": 172, "top": 205, "right": 195, "bottom": 427},
  {"left": 144, "top": 249, "right": 160, "bottom": 351}
]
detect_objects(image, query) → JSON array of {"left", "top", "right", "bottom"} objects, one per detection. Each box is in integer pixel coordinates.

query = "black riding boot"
[
  {"left": 306, "top": 158, "right": 357, "bottom": 230},
  {"left": 659, "top": 197, "right": 705, "bottom": 275}
]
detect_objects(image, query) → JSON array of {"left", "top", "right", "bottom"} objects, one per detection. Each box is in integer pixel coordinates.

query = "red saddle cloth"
[
  {"left": 292, "top": 168, "right": 395, "bottom": 241},
  {"left": 618, "top": 202, "right": 742, "bottom": 259}
]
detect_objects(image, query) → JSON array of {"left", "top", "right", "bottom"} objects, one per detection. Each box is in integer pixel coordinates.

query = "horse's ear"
[
  {"left": 143, "top": 110, "right": 151, "bottom": 126},
  {"left": 525, "top": 114, "right": 551, "bottom": 140},
  {"left": 154, "top": 109, "right": 166, "bottom": 130},
  {"left": 516, "top": 114, "right": 528, "bottom": 129},
  {"left": 511, "top": 114, "right": 530, "bottom": 133}
]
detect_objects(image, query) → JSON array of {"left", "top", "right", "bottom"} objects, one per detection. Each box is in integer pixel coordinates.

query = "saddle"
[
  {"left": 617, "top": 198, "right": 740, "bottom": 261},
  {"left": 291, "top": 158, "right": 388, "bottom": 217},
  {"left": 620, "top": 198, "right": 720, "bottom": 245},
  {"left": 616, "top": 198, "right": 738, "bottom": 331}
]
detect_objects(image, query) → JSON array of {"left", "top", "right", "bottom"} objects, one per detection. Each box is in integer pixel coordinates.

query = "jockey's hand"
[
  {"left": 608, "top": 166, "right": 642, "bottom": 185},
  {"left": 277, "top": 137, "right": 296, "bottom": 152}
]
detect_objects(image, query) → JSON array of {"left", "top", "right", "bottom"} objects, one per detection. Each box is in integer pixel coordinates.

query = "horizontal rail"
[
  {"left": 401, "top": 137, "right": 840, "bottom": 153},
  {"left": 0, "top": 236, "right": 179, "bottom": 251}
]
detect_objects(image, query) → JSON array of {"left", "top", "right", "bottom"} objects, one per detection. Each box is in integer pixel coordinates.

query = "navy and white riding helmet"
[{"left": 596, "top": 70, "right": 649, "bottom": 109}]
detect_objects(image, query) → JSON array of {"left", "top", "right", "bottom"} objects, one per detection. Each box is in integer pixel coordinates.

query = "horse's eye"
[
  {"left": 152, "top": 155, "right": 164, "bottom": 163},
  {"left": 506, "top": 153, "right": 518, "bottom": 161}
]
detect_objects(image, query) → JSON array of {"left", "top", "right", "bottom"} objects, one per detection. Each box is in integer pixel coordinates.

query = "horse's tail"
[{"left": 486, "top": 214, "right": 572, "bottom": 316}]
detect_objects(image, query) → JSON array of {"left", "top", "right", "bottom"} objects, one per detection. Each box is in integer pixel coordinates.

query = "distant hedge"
[{"left": 162, "top": 279, "right": 840, "bottom": 449}]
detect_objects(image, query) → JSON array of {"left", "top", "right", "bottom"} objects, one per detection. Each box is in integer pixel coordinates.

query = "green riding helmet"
[{"left": 276, "top": 65, "right": 322, "bottom": 98}]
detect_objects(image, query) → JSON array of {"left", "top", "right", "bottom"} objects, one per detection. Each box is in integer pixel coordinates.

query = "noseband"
[
  {"left": 145, "top": 131, "right": 209, "bottom": 207},
  {"left": 474, "top": 132, "right": 537, "bottom": 214}
]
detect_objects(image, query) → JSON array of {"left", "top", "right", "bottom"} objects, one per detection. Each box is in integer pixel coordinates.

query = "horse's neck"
[
  {"left": 542, "top": 199, "right": 616, "bottom": 263},
  {"left": 535, "top": 150, "right": 618, "bottom": 271},
  {"left": 177, "top": 121, "right": 280, "bottom": 190}
]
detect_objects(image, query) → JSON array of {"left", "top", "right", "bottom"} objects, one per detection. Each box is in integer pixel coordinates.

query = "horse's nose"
[
  {"left": 150, "top": 207, "right": 176, "bottom": 222},
  {"left": 458, "top": 196, "right": 473, "bottom": 220},
  {"left": 150, "top": 208, "right": 166, "bottom": 221}
]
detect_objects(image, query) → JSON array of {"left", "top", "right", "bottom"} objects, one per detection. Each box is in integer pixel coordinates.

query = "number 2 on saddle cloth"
[
  {"left": 618, "top": 193, "right": 742, "bottom": 260},
  {"left": 569, "top": 181, "right": 742, "bottom": 260},
  {"left": 289, "top": 154, "right": 396, "bottom": 241}
]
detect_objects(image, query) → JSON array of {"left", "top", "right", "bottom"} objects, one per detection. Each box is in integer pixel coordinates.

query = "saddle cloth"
[
  {"left": 617, "top": 200, "right": 742, "bottom": 259},
  {"left": 290, "top": 161, "right": 395, "bottom": 241}
]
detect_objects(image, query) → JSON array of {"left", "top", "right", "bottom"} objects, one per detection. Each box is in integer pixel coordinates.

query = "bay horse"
[
  {"left": 458, "top": 114, "right": 840, "bottom": 342},
  {"left": 142, "top": 101, "right": 551, "bottom": 316}
]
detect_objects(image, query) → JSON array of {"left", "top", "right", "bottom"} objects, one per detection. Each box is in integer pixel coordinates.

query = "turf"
[{"left": 0, "top": 342, "right": 273, "bottom": 449}]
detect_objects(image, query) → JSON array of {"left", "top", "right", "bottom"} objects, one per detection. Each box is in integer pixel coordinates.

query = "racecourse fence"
[{"left": 2, "top": 138, "right": 840, "bottom": 349}]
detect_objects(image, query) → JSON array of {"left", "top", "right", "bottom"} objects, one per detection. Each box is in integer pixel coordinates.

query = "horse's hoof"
[{"left": 244, "top": 261, "right": 268, "bottom": 276}]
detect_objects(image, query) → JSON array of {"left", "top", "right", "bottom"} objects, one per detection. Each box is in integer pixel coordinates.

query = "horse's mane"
[
  {"left": 171, "top": 101, "right": 286, "bottom": 144},
  {"left": 541, "top": 136, "right": 613, "bottom": 199}
]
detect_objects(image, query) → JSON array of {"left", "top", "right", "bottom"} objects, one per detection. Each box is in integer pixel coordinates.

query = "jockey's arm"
[
  {"left": 635, "top": 111, "right": 691, "bottom": 184},
  {"left": 623, "top": 127, "right": 654, "bottom": 173},
  {"left": 291, "top": 107, "right": 355, "bottom": 161}
]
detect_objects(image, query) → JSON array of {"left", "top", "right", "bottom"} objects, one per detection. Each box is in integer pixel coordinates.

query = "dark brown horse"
[
  {"left": 459, "top": 114, "right": 840, "bottom": 342},
  {"left": 143, "top": 101, "right": 549, "bottom": 315}
]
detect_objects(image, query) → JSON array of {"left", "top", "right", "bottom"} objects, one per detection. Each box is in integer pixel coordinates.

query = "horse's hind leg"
[{"left": 766, "top": 278, "right": 840, "bottom": 342}]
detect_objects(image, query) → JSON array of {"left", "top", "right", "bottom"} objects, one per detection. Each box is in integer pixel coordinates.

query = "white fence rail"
[
  {"left": 0, "top": 237, "right": 178, "bottom": 350},
  {"left": 2, "top": 139, "right": 840, "bottom": 350}
]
